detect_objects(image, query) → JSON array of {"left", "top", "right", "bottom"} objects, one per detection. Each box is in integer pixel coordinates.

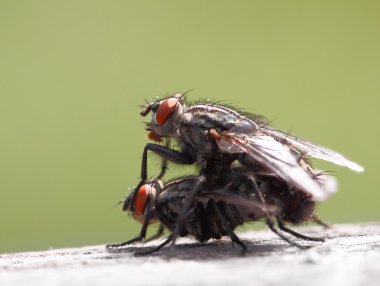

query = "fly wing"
[
  {"left": 201, "top": 192, "right": 280, "bottom": 220},
  {"left": 211, "top": 130, "right": 331, "bottom": 201},
  {"left": 262, "top": 127, "right": 364, "bottom": 172},
  {"left": 314, "top": 170, "right": 338, "bottom": 196}
]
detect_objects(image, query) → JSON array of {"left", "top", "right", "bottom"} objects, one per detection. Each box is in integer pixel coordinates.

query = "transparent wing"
[
  {"left": 262, "top": 127, "right": 364, "bottom": 172},
  {"left": 314, "top": 170, "right": 338, "bottom": 197},
  {"left": 211, "top": 129, "right": 332, "bottom": 201},
  {"left": 201, "top": 192, "right": 280, "bottom": 219}
]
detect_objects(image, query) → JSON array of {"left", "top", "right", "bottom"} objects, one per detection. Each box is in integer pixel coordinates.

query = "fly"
[
  {"left": 131, "top": 93, "right": 363, "bottom": 207},
  {"left": 108, "top": 166, "right": 335, "bottom": 255}
]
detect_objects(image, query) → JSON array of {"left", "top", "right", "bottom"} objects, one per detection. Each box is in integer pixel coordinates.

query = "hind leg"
[
  {"left": 277, "top": 219, "right": 325, "bottom": 242},
  {"left": 246, "top": 176, "right": 308, "bottom": 249},
  {"left": 210, "top": 200, "right": 247, "bottom": 254},
  {"left": 312, "top": 214, "right": 332, "bottom": 229}
]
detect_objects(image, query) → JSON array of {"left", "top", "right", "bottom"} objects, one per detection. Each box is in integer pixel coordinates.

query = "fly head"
[
  {"left": 141, "top": 93, "right": 186, "bottom": 142},
  {"left": 127, "top": 180, "right": 163, "bottom": 224}
]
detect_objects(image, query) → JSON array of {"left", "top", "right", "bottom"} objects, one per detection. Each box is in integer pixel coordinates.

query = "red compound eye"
[
  {"left": 134, "top": 184, "right": 151, "bottom": 218},
  {"left": 156, "top": 97, "right": 179, "bottom": 125}
]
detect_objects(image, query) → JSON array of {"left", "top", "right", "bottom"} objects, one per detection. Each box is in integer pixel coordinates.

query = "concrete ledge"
[{"left": 1, "top": 223, "right": 380, "bottom": 286}]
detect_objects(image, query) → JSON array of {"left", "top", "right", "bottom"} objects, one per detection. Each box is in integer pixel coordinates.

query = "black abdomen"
[{"left": 156, "top": 194, "right": 244, "bottom": 242}]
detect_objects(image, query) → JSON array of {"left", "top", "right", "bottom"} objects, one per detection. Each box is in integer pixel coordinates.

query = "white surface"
[{"left": 1, "top": 224, "right": 380, "bottom": 286}]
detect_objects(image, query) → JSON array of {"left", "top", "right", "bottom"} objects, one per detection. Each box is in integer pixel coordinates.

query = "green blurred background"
[{"left": 0, "top": 0, "right": 378, "bottom": 253}]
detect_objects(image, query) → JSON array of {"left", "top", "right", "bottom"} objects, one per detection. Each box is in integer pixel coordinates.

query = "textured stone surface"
[{"left": 1, "top": 224, "right": 380, "bottom": 286}]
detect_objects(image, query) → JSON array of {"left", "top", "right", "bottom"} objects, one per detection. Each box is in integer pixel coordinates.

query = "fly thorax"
[{"left": 229, "top": 118, "right": 259, "bottom": 134}]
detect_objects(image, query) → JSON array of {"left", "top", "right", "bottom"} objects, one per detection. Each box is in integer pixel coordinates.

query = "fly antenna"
[{"left": 110, "top": 200, "right": 124, "bottom": 210}]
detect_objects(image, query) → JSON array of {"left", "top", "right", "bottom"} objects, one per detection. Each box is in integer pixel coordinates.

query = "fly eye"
[
  {"left": 134, "top": 184, "right": 151, "bottom": 217},
  {"left": 156, "top": 97, "right": 179, "bottom": 125}
]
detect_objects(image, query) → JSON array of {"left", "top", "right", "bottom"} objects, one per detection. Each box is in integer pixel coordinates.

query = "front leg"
[
  {"left": 107, "top": 200, "right": 155, "bottom": 248},
  {"left": 126, "top": 143, "right": 196, "bottom": 211}
]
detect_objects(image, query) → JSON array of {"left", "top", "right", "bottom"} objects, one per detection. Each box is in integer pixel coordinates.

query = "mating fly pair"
[{"left": 107, "top": 93, "right": 364, "bottom": 254}]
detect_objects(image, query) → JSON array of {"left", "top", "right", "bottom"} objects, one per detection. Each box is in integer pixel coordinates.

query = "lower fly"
[{"left": 107, "top": 166, "right": 332, "bottom": 255}]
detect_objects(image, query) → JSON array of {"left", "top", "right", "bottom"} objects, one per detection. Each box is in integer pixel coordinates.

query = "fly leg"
[
  {"left": 107, "top": 200, "right": 155, "bottom": 248},
  {"left": 312, "top": 214, "right": 332, "bottom": 229},
  {"left": 145, "top": 224, "right": 165, "bottom": 242},
  {"left": 156, "top": 140, "right": 170, "bottom": 180},
  {"left": 247, "top": 176, "right": 308, "bottom": 249},
  {"left": 277, "top": 219, "right": 325, "bottom": 242},
  {"left": 126, "top": 143, "right": 195, "bottom": 211},
  {"left": 209, "top": 200, "right": 247, "bottom": 254},
  {"left": 134, "top": 236, "right": 172, "bottom": 256},
  {"left": 156, "top": 158, "right": 168, "bottom": 180},
  {"left": 266, "top": 217, "right": 309, "bottom": 249},
  {"left": 170, "top": 175, "right": 206, "bottom": 246}
]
